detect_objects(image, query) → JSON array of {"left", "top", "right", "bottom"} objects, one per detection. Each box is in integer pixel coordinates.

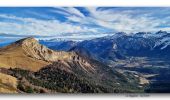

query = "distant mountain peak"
[
  {"left": 114, "top": 32, "right": 127, "bottom": 36},
  {"left": 156, "top": 30, "right": 167, "bottom": 34},
  {"left": 14, "top": 37, "right": 38, "bottom": 46}
]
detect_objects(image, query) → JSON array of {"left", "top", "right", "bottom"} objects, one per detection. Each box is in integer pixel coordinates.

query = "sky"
[{"left": 0, "top": 7, "right": 170, "bottom": 37}]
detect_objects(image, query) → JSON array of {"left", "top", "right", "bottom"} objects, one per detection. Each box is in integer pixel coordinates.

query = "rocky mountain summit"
[{"left": 0, "top": 37, "right": 92, "bottom": 72}]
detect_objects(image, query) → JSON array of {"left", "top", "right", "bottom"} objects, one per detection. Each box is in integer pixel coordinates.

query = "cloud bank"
[{"left": 0, "top": 7, "right": 170, "bottom": 36}]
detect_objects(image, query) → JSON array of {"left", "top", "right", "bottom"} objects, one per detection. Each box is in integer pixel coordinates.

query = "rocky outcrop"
[{"left": 0, "top": 37, "right": 95, "bottom": 72}]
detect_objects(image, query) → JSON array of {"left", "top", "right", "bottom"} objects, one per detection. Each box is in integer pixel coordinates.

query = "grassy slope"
[
  {"left": 0, "top": 73, "right": 18, "bottom": 93},
  {"left": 0, "top": 46, "right": 50, "bottom": 71}
]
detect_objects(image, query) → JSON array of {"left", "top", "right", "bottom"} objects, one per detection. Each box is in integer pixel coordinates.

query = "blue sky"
[{"left": 0, "top": 7, "right": 170, "bottom": 37}]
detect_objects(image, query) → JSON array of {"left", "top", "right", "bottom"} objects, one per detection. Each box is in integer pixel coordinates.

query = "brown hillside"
[
  {"left": 0, "top": 37, "right": 51, "bottom": 71},
  {"left": 0, "top": 37, "right": 95, "bottom": 72},
  {"left": 0, "top": 73, "right": 18, "bottom": 93}
]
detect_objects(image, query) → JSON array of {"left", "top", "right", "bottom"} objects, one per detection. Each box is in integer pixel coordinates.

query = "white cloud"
[
  {"left": 66, "top": 7, "right": 169, "bottom": 33},
  {"left": 0, "top": 14, "right": 98, "bottom": 36},
  {"left": 65, "top": 7, "right": 85, "bottom": 18},
  {"left": 54, "top": 7, "right": 85, "bottom": 18},
  {"left": 1, "top": 7, "right": 170, "bottom": 36}
]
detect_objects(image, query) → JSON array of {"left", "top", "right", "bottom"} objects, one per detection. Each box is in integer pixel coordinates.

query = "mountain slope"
[
  {"left": 0, "top": 37, "right": 93, "bottom": 72},
  {"left": 6, "top": 61, "right": 143, "bottom": 93},
  {"left": 60, "top": 31, "right": 170, "bottom": 65},
  {"left": 0, "top": 37, "right": 52, "bottom": 71},
  {"left": 0, "top": 72, "right": 18, "bottom": 93},
  {"left": 0, "top": 37, "right": 144, "bottom": 93}
]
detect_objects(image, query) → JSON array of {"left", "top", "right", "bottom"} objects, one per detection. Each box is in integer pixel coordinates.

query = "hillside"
[
  {"left": 0, "top": 37, "right": 144, "bottom": 93},
  {"left": 0, "top": 37, "right": 50, "bottom": 71},
  {"left": 39, "top": 31, "right": 170, "bottom": 93},
  {"left": 0, "top": 72, "right": 18, "bottom": 93},
  {"left": 0, "top": 37, "right": 93, "bottom": 72}
]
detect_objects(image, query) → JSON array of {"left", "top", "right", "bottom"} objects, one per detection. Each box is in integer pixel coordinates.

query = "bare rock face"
[
  {"left": 0, "top": 37, "right": 94, "bottom": 72},
  {"left": 17, "top": 37, "right": 76, "bottom": 62},
  {"left": 20, "top": 37, "right": 96, "bottom": 73}
]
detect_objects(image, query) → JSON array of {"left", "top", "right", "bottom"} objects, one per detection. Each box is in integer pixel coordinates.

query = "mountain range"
[
  {"left": 1, "top": 30, "right": 170, "bottom": 93},
  {"left": 39, "top": 30, "right": 170, "bottom": 93},
  {"left": 42, "top": 31, "right": 170, "bottom": 64},
  {"left": 0, "top": 37, "right": 143, "bottom": 93}
]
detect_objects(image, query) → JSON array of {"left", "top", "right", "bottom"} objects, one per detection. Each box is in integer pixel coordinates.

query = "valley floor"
[{"left": 113, "top": 57, "right": 170, "bottom": 93}]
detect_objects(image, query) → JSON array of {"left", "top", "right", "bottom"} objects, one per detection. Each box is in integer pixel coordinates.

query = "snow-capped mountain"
[
  {"left": 35, "top": 30, "right": 170, "bottom": 66},
  {"left": 41, "top": 30, "right": 170, "bottom": 65},
  {"left": 132, "top": 30, "right": 170, "bottom": 50}
]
